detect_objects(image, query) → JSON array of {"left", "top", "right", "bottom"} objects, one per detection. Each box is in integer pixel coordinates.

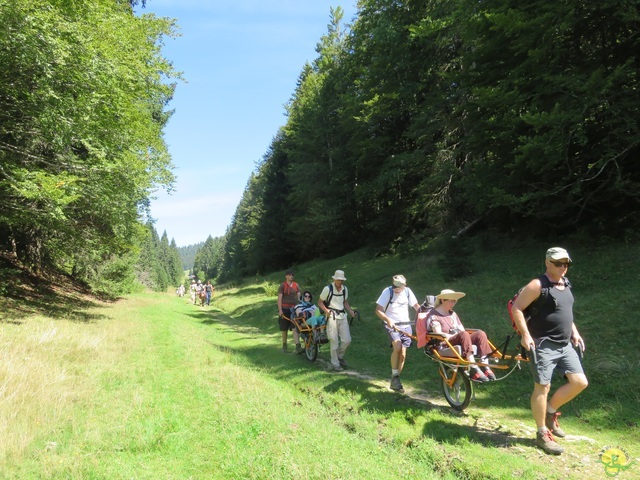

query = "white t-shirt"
[{"left": 376, "top": 286, "right": 418, "bottom": 324}]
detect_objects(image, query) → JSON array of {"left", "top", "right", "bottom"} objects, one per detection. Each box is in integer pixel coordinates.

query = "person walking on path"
[
  {"left": 204, "top": 281, "right": 214, "bottom": 306},
  {"left": 189, "top": 280, "right": 197, "bottom": 304},
  {"left": 318, "top": 270, "right": 357, "bottom": 371},
  {"left": 511, "top": 247, "right": 588, "bottom": 455},
  {"left": 277, "top": 270, "right": 303, "bottom": 353},
  {"left": 375, "top": 275, "right": 420, "bottom": 393}
]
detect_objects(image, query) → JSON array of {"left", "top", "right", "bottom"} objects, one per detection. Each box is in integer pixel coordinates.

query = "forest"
[
  {"left": 202, "top": 0, "right": 639, "bottom": 282},
  {"left": 1, "top": 0, "right": 639, "bottom": 292},
  {"left": 0, "top": 0, "right": 183, "bottom": 293}
]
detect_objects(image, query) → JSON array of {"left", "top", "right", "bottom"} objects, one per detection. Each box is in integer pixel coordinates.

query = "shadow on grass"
[
  {"left": 322, "top": 375, "right": 443, "bottom": 413},
  {"left": 185, "top": 294, "right": 640, "bottom": 444},
  {"left": 422, "top": 418, "right": 533, "bottom": 449},
  {"left": 0, "top": 254, "right": 109, "bottom": 323},
  {"left": 192, "top": 306, "right": 451, "bottom": 420}
]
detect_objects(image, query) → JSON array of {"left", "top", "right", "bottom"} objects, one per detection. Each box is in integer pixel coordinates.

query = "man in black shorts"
[{"left": 511, "top": 247, "right": 588, "bottom": 455}]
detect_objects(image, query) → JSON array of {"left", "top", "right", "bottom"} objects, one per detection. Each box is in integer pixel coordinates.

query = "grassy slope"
[
  {"left": 213, "top": 237, "right": 640, "bottom": 477},
  {"left": 0, "top": 238, "right": 638, "bottom": 479}
]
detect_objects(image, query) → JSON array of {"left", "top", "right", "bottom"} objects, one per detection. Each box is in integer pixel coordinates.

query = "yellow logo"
[{"left": 600, "top": 446, "right": 636, "bottom": 477}]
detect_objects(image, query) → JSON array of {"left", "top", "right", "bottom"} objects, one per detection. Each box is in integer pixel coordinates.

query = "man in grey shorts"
[
  {"left": 511, "top": 247, "right": 588, "bottom": 455},
  {"left": 375, "top": 275, "right": 421, "bottom": 393}
]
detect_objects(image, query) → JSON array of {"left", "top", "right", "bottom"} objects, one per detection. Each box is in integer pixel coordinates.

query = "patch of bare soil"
[{"left": 0, "top": 252, "right": 110, "bottom": 323}]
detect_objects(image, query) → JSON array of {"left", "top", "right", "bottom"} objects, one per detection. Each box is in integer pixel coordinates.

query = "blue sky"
[{"left": 142, "top": 1, "right": 358, "bottom": 246}]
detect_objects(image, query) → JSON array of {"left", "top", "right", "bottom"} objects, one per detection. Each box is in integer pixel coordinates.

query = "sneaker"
[
  {"left": 482, "top": 367, "right": 497, "bottom": 381},
  {"left": 390, "top": 375, "right": 404, "bottom": 393},
  {"left": 536, "top": 429, "right": 564, "bottom": 455},
  {"left": 331, "top": 364, "right": 344, "bottom": 372},
  {"left": 469, "top": 369, "right": 490, "bottom": 383},
  {"left": 546, "top": 411, "right": 566, "bottom": 438},
  {"left": 295, "top": 344, "right": 304, "bottom": 355},
  {"left": 338, "top": 358, "right": 348, "bottom": 368}
]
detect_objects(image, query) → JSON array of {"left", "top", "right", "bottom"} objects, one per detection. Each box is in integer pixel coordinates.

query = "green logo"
[{"left": 600, "top": 446, "right": 636, "bottom": 477}]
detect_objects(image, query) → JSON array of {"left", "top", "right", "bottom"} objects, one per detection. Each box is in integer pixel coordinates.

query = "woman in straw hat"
[{"left": 427, "top": 289, "right": 496, "bottom": 382}]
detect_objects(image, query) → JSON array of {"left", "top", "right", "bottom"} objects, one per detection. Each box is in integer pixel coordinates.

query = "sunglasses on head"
[{"left": 550, "top": 260, "right": 570, "bottom": 268}]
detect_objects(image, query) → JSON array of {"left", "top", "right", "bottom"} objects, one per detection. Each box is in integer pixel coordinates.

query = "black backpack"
[{"left": 323, "top": 283, "right": 347, "bottom": 309}]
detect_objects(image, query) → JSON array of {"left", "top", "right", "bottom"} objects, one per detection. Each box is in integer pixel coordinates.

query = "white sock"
[
  {"left": 547, "top": 406, "right": 557, "bottom": 414},
  {"left": 392, "top": 369, "right": 399, "bottom": 377}
]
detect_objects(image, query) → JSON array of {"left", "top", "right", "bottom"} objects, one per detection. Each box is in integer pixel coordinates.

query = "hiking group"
[
  {"left": 277, "top": 247, "right": 587, "bottom": 456},
  {"left": 187, "top": 279, "right": 215, "bottom": 306}
]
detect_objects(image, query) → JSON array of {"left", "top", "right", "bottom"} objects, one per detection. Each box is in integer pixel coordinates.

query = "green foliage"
[
  {"left": 134, "top": 222, "right": 183, "bottom": 292},
  {"left": 176, "top": 241, "right": 204, "bottom": 271},
  {"left": 87, "top": 252, "right": 141, "bottom": 297},
  {"left": 193, "top": 235, "right": 225, "bottom": 282},
  {"left": 217, "top": 0, "right": 640, "bottom": 282},
  {"left": 0, "top": 0, "right": 179, "bottom": 285}
]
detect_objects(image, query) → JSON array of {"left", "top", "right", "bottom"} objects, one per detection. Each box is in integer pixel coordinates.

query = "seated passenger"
[
  {"left": 293, "top": 291, "right": 318, "bottom": 319},
  {"left": 427, "top": 289, "right": 496, "bottom": 382}
]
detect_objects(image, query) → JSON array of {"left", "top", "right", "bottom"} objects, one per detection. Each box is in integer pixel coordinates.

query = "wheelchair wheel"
[
  {"left": 301, "top": 332, "right": 318, "bottom": 362},
  {"left": 305, "top": 342, "right": 318, "bottom": 362},
  {"left": 440, "top": 364, "right": 472, "bottom": 411}
]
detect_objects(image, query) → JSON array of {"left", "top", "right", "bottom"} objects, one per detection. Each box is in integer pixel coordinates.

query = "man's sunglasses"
[{"left": 550, "top": 260, "right": 571, "bottom": 268}]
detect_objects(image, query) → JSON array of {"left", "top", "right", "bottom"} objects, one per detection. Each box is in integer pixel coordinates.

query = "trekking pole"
[{"left": 391, "top": 324, "right": 417, "bottom": 341}]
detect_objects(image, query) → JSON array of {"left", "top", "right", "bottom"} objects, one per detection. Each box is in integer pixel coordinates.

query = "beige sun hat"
[
  {"left": 332, "top": 270, "right": 347, "bottom": 281},
  {"left": 392, "top": 274, "right": 407, "bottom": 287},
  {"left": 436, "top": 289, "right": 466, "bottom": 301}
]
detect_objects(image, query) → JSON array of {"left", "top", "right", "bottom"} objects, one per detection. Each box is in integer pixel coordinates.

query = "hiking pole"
[{"left": 391, "top": 324, "right": 417, "bottom": 341}]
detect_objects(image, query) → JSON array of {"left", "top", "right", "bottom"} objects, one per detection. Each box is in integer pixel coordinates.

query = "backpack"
[
  {"left": 382, "top": 286, "right": 410, "bottom": 312},
  {"left": 413, "top": 295, "right": 438, "bottom": 349},
  {"left": 323, "top": 283, "right": 347, "bottom": 309},
  {"left": 508, "top": 275, "right": 571, "bottom": 335},
  {"left": 282, "top": 281, "right": 300, "bottom": 297}
]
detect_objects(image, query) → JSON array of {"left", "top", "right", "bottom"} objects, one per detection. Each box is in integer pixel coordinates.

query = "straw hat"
[{"left": 436, "top": 289, "right": 466, "bottom": 301}]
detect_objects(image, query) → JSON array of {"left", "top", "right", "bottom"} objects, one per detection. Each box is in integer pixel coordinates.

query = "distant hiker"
[
  {"left": 177, "top": 284, "right": 185, "bottom": 297},
  {"left": 375, "top": 275, "right": 420, "bottom": 393},
  {"left": 189, "top": 280, "right": 197, "bottom": 304},
  {"left": 318, "top": 270, "right": 357, "bottom": 371},
  {"left": 277, "top": 270, "right": 302, "bottom": 353},
  {"left": 428, "top": 290, "right": 496, "bottom": 382},
  {"left": 511, "top": 247, "right": 588, "bottom": 456},
  {"left": 194, "top": 280, "right": 205, "bottom": 305},
  {"left": 205, "top": 280, "right": 214, "bottom": 306}
]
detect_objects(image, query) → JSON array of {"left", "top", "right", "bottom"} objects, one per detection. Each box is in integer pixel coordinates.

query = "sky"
[{"left": 141, "top": 1, "right": 358, "bottom": 247}]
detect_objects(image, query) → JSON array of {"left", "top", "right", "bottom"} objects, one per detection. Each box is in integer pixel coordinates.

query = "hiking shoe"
[
  {"left": 536, "top": 430, "right": 564, "bottom": 455},
  {"left": 390, "top": 375, "right": 404, "bottom": 393},
  {"left": 295, "top": 344, "right": 304, "bottom": 355},
  {"left": 331, "top": 364, "right": 344, "bottom": 372},
  {"left": 482, "top": 367, "right": 497, "bottom": 381},
  {"left": 469, "top": 369, "right": 490, "bottom": 383},
  {"left": 546, "top": 411, "right": 566, "bottom": 438},
  {"left": 338, "top": 358, "right": 348, "bottom": 368}
]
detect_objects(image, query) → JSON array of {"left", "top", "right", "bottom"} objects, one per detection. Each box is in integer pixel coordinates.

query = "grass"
[{"left": 0, "top": 237, "right": 639, "bottom": 479}]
